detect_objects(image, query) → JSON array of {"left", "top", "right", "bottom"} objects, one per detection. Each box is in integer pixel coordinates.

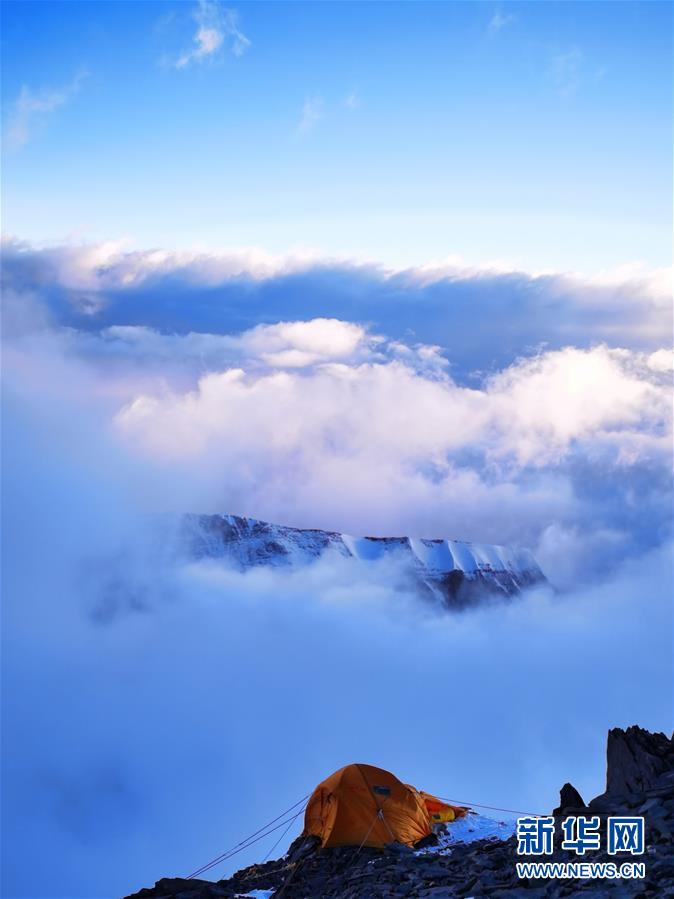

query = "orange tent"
[{"left": 303, "top": 763, "right": 468, "bottom": 849}]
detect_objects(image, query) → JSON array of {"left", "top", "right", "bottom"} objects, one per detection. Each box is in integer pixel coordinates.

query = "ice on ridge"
[{"left": 177, "top": 514, "right": 544, "bottom": 588}]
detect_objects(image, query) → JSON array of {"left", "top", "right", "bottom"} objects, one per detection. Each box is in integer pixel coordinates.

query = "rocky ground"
[{"left": 125, "top": 726, "right": 674, "bottom": 899}]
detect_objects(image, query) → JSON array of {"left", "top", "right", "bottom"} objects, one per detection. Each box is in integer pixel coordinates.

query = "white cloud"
[
  {"left": 5, "top": 237, "right": 670, "bottom": 304},
  {"left": 175, "top": 0, "right": 250, "bottom": 69},
  {"left": 3, "top": 241, "right": 671, "bottom": 559},
  {"left": 3, "top": 362, "right": 672, "bottom": 896},
  {"left": 488, "top": 9, "right": 516, "bottom": 33},
  {"left": 3, "top": 239, "right": 671, "bottom": 385},
  {"left": 549, "top": 47, "right": 583, "bottom": 98},
  {"left": 241, "top": 318, "right": 375, "bottom": 367},
  {"left": 4, "top": 404, "right": 670, "bottom": 897},
  {"left": 3, "top": 256, "right": 672, "bottom": 899},
  {"left": 647, "top": 348, "right": 674, "bottom": 373},
  {"left": 297, "top": 95, "right": 324, "bottom": 134},
  {"left": 0, "top": 237, "right": 327, "bottom": 294},
  {"left": 5, "top": 291, "right": 670, "bottom": 573},
  {"left": 89, "top": 318, "right": 388, "bottom": 371},
  {"left": 344, "top": 89, "right": 360, "bottom": 110},
  {"left": 116, "top": 341, "right": 670, "bottom": 476},
  {"left": 404, "top": 256, "right": 672, "bottom": 308},
  {"left": 4, "top": 71, "right": 87, "bottom": 150},
  {"left": 580, "top": 262, "right": 673, "bottom": 307},
  {"left": 484, "top": 346, "right": 668, "bottom": 465}
]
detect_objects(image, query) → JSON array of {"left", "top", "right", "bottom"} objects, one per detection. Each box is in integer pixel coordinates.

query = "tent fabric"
[{"left": 303, "top": 763, "right": 468, "bottom": 849}]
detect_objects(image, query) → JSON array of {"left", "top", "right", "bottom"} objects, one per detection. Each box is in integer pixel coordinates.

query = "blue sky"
[{"left": 2, "top": 0, "right": 672, "bottom": 272}]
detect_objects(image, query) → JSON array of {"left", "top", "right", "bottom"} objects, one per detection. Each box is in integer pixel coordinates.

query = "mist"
[
  {"left": 3, "top": 480, "right": 671, "bottom": 897},
  {"left": 1, "top": 241, "right": 672, "bottom": 899}
]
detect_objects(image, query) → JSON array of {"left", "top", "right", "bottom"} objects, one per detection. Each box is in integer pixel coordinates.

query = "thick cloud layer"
[
  {"left": 3, "top": 239, "right": 671, "bottom": 378},
  {"left": 1, "top": 240, "right": 672, "bottom": 898}
]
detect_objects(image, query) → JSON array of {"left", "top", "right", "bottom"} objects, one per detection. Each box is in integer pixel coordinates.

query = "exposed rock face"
[
  {"left": 170, "top": 513, "right": 546, "bottom": 608},
  {"left": 602, "top": 726, "right": 674, "bottom": 798},
  {"left": 552, "top": 782, "right": 586, "bottom": 816},
  {"left": 124, "top": 725, "right": 674, "bottom": 898}
]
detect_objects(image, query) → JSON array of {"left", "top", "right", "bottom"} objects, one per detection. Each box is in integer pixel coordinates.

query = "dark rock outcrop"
[
  {"left": 125, "top": 725, "right": 674, "bottom": 899},
  {"left": 599, "top": 725, "right": 674, "bottom": 799},
  {"left": 552, "top": 782, "right": 586, "bottom": 816}
]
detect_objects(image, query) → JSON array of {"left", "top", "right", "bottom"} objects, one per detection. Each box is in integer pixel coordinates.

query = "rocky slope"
[
  {"left": 125, "top": 726, "right": 674, "bottom": 898},
  {"left": 171, "top": 513, "right": 545, "bottom": 608}
]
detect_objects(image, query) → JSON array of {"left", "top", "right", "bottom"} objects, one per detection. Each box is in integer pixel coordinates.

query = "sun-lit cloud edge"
[{"left": 2, "top": 234, "right": 671, "bottom": 303}]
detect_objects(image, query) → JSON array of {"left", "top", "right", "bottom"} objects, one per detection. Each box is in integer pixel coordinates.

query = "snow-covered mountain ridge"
[{"left": 176, "top": 514, "right": 545, "bottom": 607}]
